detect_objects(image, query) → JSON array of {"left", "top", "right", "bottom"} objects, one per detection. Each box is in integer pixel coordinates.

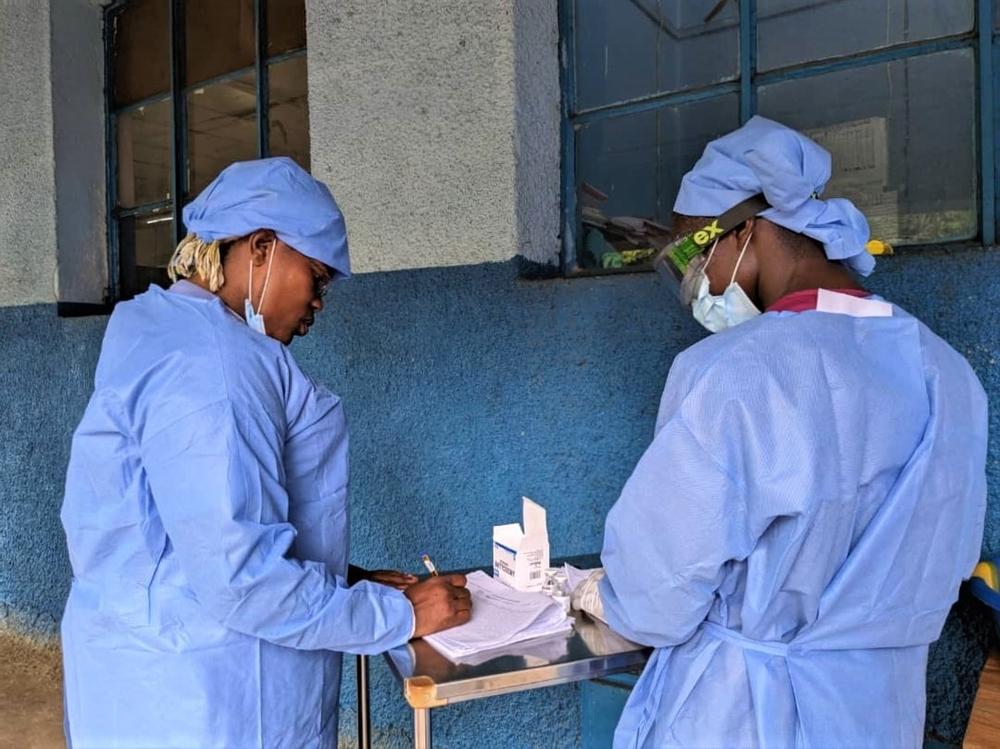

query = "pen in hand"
[
  {"left": 407, "top": 555, "right": 472, "bottom": 638},
  {"left": 421, "top": 553, "right": 439, "bottom": 577}
]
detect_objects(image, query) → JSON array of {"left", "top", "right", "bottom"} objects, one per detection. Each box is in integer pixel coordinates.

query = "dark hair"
[{"left": 219, "top": 239, "right": 236, "bottom": 263}]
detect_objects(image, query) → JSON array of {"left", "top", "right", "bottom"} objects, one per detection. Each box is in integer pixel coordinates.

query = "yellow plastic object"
[
  {"left": 620, "top": 248, "right": 655, "bottom": 265},
  {"left": 973, "top": 560, "right": 1000, "bottom": 591},
  {"left": 866, "top": 239, "right": 894, "bottom": 256}
]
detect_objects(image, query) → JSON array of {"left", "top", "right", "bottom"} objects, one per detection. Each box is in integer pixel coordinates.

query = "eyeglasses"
[
  {"left": 308, "top": 260, "right": 333, "bottom": 299},
  {"left": 314, "top": 272, "right": 332, "bottom": 299}
]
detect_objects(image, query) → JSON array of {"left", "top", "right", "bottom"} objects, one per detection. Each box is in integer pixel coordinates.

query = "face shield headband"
[{"left": 652, "top": 193, "right": 770, "bottom": 306}]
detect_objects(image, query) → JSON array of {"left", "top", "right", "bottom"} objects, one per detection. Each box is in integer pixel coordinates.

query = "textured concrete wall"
[
  {"left": 0, "top": 247, "right": 997, "bottom": 745},
  {"left": 306, "top": 0, "right": 560, "bottom": 273},
  {"left": 512, "top": 0, "right": 561, "bottom": 267},
  {"left": 0, "top": 0, "right": 107, "bottom": 308},
  {"left": 0, "top": 1, "right": 58, "bottom": 305},
  {"left": 50, "top": 0, "right": 107, "bottom": 304}
]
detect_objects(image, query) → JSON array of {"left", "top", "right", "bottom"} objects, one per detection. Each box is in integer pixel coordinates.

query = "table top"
[{"left": 384, "top": 556, "right": 650, "bottom": 708}]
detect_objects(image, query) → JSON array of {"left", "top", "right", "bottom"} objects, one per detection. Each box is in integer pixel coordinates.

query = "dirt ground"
[
  {"left": 964, "top": 650, "right": 1000, "bottom": 748},
  {"left": 0, "top": 632, "right": 64, "bottom": 749}
]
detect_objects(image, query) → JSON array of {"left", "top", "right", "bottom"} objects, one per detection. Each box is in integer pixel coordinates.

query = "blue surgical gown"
[
  {"left": 61, "top": 282, "right": 414, "bottom": 749},
  {"left": 600, "top": 301, "right": 987, "bottom": 748}
]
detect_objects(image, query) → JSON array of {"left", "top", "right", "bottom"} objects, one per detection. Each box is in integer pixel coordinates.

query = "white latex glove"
[{"left": 571, "top": 569, "right": 608, "bottom": 624}]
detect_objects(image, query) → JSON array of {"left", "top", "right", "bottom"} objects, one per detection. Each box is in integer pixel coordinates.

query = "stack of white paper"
[
  {"left": 424, "top": 571, "right": 573, "bottom": 661},
  {"left": 454, "top": 627, "right": 571, "bottom": 667}
]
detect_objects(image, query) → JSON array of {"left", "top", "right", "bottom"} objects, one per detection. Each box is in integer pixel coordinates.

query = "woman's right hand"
[{"left": 404, "top": 574, "right": 472, "bottom": 638}]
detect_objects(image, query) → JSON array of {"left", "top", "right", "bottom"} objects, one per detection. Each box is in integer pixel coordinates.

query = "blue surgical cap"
[
  {"left": 674, "top": 116, "right": 874, "bottom": 276},
  {"left": 182, "top": 157, "right": 351, "bottom": 278}
]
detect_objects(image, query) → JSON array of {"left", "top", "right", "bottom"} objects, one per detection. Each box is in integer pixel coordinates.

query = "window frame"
[
  {"left": 103, "top": 0, "right": 308, "bottom": 301},
  {"left": 558, "top": 0, "right": 997, "bottom": 276}
]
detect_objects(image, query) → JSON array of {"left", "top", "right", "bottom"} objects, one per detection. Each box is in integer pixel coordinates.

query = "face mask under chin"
[{"left": 689, "top": 232, "right": 761, "bottom": 333}]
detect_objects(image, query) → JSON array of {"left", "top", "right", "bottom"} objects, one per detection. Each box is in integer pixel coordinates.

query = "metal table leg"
[
  {"left": 413, "top": 707, "right": 432, "bottom": 749},
  {"left": 357, "top": 654, "right": 372, "bottom": 749}
]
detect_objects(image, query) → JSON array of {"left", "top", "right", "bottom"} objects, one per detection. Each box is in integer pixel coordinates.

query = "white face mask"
[
  {"left": 244, "top": 240, "right": 278, "bottom": 335},
  {"left": 690, "top": 231, "right": 761, "bottom": 333}
]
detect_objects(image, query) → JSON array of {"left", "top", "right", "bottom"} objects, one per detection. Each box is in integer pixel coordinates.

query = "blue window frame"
[
  {"left": 559, "top": 0, "right": 996, "bottom": 275},
  {"left": 104, "top": 0, "right": 309, "bottom": 300}
]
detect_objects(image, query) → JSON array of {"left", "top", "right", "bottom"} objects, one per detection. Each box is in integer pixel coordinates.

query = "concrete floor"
[{"left": 0, "top": 632, "right": 64, "bottom": 749}]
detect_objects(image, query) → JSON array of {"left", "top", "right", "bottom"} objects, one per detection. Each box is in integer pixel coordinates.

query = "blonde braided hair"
[{"left": 167, "top": 234, "right": 236, "bottom": 292}]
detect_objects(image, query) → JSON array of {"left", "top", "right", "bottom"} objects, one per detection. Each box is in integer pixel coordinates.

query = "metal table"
[{"left": 355, "top": 556, "right": 650, "bottom": 749}]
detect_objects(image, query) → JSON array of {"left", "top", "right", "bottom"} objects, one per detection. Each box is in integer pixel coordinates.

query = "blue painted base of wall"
[
  {"left": 0, "top": 247, "right": 997, "bottom": 745},
  {"left": 581, "top": 675, "right": 638, "bottom": 749},
  {"left": 0, "top": 310, "right": 105, "bottom": 637}
]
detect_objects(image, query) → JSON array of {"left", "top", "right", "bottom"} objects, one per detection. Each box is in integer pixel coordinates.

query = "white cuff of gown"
[{"left": 406, "top": 598, "right": 417, "bottom": 640}]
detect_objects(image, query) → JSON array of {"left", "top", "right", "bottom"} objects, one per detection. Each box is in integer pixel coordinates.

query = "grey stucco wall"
[
  {"left": 512, "top": 0, "right": 561, "bottom": 266},
  {"left": 51, "top": 0, "right": 107, "bottom": 304},
  {"left": 0, "top": 0, "right": 58, "bottom": 305},
  {"left": 306, "top": 0, "right": 561, "bottom": 273},
  {"left": 0, "top": 0, "right": 107, "bottom": 307}
]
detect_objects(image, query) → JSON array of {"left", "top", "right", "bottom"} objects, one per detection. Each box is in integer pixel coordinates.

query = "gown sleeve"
[
  {"left": 599, "top": 412, "right": 755, "bottom": 648},
  {"left": 140, "top": 397, "right": 415, "bottom": 654},
  {"left": 283, "top": 385, "right": 351, "bottom": 567}
]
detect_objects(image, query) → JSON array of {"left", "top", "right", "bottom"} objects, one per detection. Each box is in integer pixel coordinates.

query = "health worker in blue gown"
[
  {"left": 576, "top": 117, "right": 988, "bottom": 748},
  {"left": 60, "top": 157, "right": 471, "bottom": 749}
]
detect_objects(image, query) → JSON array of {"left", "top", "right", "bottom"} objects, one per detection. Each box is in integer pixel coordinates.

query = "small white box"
[{"left": 493, "top": 497, "right": 550, "bottom": 592}]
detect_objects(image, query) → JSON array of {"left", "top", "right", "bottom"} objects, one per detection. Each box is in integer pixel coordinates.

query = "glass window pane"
[
  {"left": 758, "top": 49, "right": 976, "bottom": 245},
  {"left": 267, "top": 0, "right": 307, "bottom": 56},
  {"left": 185, "top": 0, "right": 255, "bottom": 86},
  {"left": 187, "top": 73, "right": 258, "bottom": 198},
  {"left": 116, "top": 98, "right": 173, "bottom": 208},
  {"left": 118, "top": 209, "right": 175, "bottom": 298},
  {"left": 758, "top": 0, "right": 973, "bottom": 72},
  {"left": 574, "top": 0, "right": 738, "bottom": 111},
  {"left": 111, "top": 0, "right": 170, "bottom": 107},
  {"left": 575, "top": 95, "right": 740, "bottom": 269},
  {"left": 268, "top": 57, "right": 310, "bottom": 169}
]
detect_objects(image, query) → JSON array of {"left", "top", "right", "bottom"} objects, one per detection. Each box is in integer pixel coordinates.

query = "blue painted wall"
[{"left": 0, "top": 247, "right": 997, "bottom": 746}]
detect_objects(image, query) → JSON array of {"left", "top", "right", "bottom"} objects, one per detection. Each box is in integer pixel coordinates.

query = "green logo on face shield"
[
  {"left": 692, "top": 220, "right": 724, "bottom": 246},
  {"left": 667, "top": 236, "right": 704, "bottom": 274}
]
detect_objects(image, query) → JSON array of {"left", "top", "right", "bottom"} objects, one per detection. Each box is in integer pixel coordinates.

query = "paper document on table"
[
  {"left": 454, "top": 626, "right": 572, "bottom": 667},
  {"left": 424, "top": 571, "right": 573, "bottom": 661}
]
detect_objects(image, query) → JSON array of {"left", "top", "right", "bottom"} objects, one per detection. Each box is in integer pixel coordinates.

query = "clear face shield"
[
  {"left": 653, "top": 194, "right": 770, "bottom": 306},
  {"left": 653, "top": 233, "right": 716, "bottom": 307}
]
